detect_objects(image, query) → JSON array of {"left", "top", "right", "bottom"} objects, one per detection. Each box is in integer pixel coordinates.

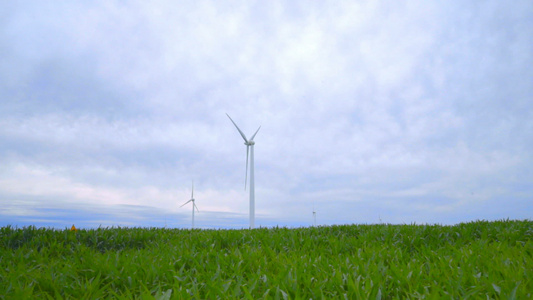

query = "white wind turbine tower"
[
  {"left": 313, "top": 201, "right": 317, "bottom": 227},
  {"left": 226, "top": 113, "right": 261, "bottom": 229},
  {"left": 180, "top": 181, "right": 199, "bottom": 229}
]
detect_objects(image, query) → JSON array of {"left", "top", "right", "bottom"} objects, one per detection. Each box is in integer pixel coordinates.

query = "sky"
[{"left": 1, "top": 1, "right": 532, "bottom": 229}]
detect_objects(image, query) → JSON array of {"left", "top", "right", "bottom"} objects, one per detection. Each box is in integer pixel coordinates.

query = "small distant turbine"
[
  {"left": 312, "top": 203, "right": 317, "bottom": 227},
  {"left": 180, "top": 181, "right": 199, "bottom": 229},
  {"left": 226, "top": 113, "right": 261, "bottom": 229}
]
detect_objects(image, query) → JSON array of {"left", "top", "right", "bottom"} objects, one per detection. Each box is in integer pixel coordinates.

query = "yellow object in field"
[{"left": 71, "top": 224, "right": 77, "bottom": 231}]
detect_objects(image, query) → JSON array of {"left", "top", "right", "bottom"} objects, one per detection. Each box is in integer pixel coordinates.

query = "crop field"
[{"left": 1, "top": 220, "right": 531, "bottom": 299}]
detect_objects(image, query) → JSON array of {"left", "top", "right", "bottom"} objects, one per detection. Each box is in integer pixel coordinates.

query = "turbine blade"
[
  {"left": 226, "top": 113, "right": 248, "bottom": 142},
  {"left": 194, "top": 203, "right": 199, "bottom": 212},
  {"left": 250, "top": 126, "right": 261, "bottom": 141},
  {"left": 245, "top": 145, "right": 249, "bottom": 190},
  {"left": 180, "top": 199, "right": 192, "bottom": 207},
  {"left": 191, "top": 181, "right": 194, "bottom": 199}
]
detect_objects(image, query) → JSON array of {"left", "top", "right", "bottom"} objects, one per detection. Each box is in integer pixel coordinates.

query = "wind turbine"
[
  {"left": 226, "top": 113, "right": 261, "bottom": 229},
  {"left": 313, "top": 202, "right": 317, "bottom": 227},
  {"left": 180, "top": 181, "right": 199, "bottom": 229}
]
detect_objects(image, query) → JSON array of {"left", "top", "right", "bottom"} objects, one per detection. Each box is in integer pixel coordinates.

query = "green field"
[{"left": 1, "top": 220, "right": 531, "bottom": 299}]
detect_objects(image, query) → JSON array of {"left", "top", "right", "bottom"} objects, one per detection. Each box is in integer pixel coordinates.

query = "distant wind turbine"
[
  {"left": 226, "top": 113, "right": 261, "bottom": 229},
  {"left": 180, "top": 181, "right": 199, "bottom": 229},
  {"left": 313, "top": 202, "right": 317, "bottom": 227}
]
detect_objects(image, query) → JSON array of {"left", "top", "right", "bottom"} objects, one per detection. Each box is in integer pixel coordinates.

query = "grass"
[{"left": 1, "top": 219, "right": 531, "bottom": 299}]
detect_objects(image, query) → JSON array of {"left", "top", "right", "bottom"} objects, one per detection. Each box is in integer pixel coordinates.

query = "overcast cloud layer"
[{"left": 1, "top": 1, "right": 532, "bottom": 229}]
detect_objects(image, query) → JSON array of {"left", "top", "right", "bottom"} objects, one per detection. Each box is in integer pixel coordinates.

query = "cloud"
[{"left": 1, "top": 1, "right": 532, "bottom": 228}]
